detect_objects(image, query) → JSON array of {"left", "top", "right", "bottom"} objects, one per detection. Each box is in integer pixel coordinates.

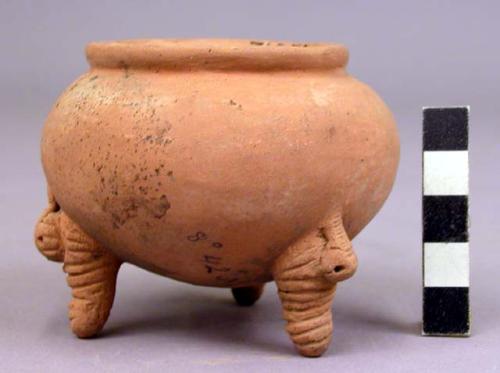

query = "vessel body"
[{"left": 41, "top": 39, "right": 399, "bottom": 287}]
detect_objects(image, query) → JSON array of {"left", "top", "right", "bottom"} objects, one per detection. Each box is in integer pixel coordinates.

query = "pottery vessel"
[{"left": 35, "top": 39, "right": 399, "bottom": 357}]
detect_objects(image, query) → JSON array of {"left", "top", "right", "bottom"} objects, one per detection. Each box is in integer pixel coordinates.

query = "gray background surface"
[{"left": 1, "top": 1, "right": 499, "bottom": 372}]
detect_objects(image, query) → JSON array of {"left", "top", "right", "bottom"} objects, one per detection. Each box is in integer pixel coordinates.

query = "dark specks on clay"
[
  {"left": 229, "top": 99, "right": 242, "bottom": 110},
  {"left": 111, "top": 198, "right": 139, "bottom": 229},
  {"left": 110, "top": 194, "right": 171, "bottom": 230},
  {"left": 149, "top": 194, "right": 171, "bottom": 219},
  {"left": 250, "top": 40, "right": 308, "bottom": 48},
  {"left": 142, "top": 126, "right": 173, "bottom": 146}
]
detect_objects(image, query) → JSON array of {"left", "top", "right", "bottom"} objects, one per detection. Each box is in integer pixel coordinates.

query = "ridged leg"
[
  {"left": 59, "top": 213, "right": 121, "bottom": 338},
  {"left": 273, "top": 212, "right": 357, "bottom": 357},
  {"left": 275, "top": 275, "right": 336, "bottom": 356},
  {"left": 34, "top": 191, "right": 64, "bottom": 262}
]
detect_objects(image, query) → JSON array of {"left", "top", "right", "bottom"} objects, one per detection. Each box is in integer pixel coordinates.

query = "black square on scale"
[
  {"left": 423, "top": 287, "right": 470, "bottom": 335},
  {"left": 423, "top": 196, "right": 468, "bottom": 242},
  {"left": 423, "top": 107, "right": 468, "bottom": 151}
]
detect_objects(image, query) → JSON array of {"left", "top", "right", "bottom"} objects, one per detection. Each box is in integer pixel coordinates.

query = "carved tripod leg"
[
  {"left": 273, "top": 212, "right": 357, "bottom": 357},
  {"left": 231, "top": 284, "right": 265, "bottom": 306},
  {"left": 34, "top": 190, "right": 64, "bottom": 262},
  {"left": 59, "top": 213, "right": 121, "bottom": 338}
]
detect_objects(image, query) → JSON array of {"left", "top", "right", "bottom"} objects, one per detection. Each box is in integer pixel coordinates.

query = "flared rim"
[{"left": 86, "top": 39, "right": 349, "bottom": 71}]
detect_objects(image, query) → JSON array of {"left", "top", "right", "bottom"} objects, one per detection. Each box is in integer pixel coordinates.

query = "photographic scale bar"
[{"left": 422, "top": 107, "right": 470, "bottom": 336}]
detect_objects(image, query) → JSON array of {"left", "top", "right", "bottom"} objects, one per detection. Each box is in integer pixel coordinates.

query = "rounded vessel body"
[{"left": 41, "top": 39, "right": 399, "bottom": 287}]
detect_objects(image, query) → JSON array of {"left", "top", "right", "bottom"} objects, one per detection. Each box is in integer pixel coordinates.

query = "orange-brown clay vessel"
[{"left": 35, "top": 39, "right": 399, "bottom": 357}]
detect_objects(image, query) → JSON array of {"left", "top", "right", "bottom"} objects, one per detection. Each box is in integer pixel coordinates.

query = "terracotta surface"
[{"left": 35, "top": 39, "right": 399, "bottom": 357}]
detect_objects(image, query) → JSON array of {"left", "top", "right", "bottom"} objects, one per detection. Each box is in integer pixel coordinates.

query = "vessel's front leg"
[
  {"left": 59, "top": 213, "right": 121, "bottom": 338},
  {"left": 272, "top": 212, "right": 357, "bottom": 357}
]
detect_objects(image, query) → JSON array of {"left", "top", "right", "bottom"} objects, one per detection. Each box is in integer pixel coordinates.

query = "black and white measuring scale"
[{"left": 422, "top": 107, "right": 470, "bottom": 336}]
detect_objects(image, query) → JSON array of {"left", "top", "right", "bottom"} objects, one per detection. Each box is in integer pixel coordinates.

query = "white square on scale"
[
  {"left": 424, "top": 242, "right": 469, "bottom": 287},
  {"left": 423, "top": 151, "right": 469, "bottom": 195}
]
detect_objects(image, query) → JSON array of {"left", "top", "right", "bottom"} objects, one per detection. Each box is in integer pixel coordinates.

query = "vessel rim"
[{"left": 86, "top": 38, "right": 349, "bottom": 71}]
